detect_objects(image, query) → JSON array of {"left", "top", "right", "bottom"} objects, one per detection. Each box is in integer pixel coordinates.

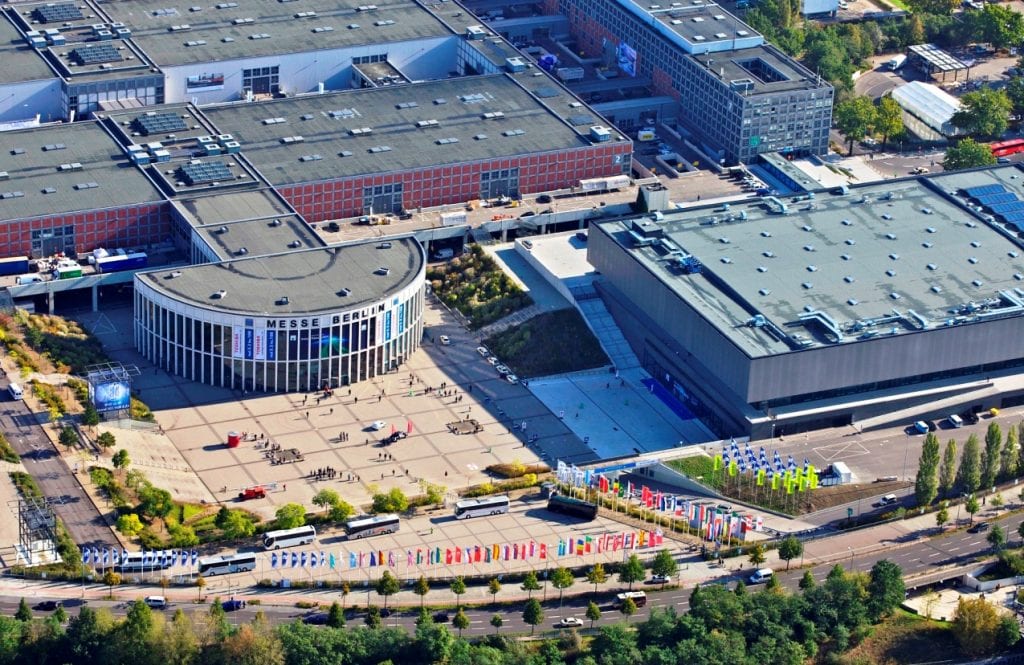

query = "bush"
[
  {"left": 486, "top": 462, "right": 549, "bottom": 479},
  {"left": 32, "top": 382, "right": 67, "bottom": 416},
  {"left": 427, "top": 243, "right": 533, "bottom": 329},
  {"left": 21, "top": 313, "right": 107, "bottom": 375},
  {"left": 130, "top": 397, "right": 156, "bottom": 422},
  {"left": 372, "top": 488, "right": 409, "bottom": 513},
  {"left": 9, "top": 471, "right": 43, "bottom": 500},
  {"left": 0, "top": 432, "right": 19, "bottom": 463}
]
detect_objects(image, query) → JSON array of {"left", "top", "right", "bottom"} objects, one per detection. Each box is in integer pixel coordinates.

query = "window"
[{"left": 243, "top": 66, "right": 279, "bottom": 94}]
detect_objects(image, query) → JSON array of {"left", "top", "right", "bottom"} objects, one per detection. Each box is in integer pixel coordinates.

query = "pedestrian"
[
  {"left": 444, "top": 470, "right": 448, "bottom": 477},
  {"left": 348, "top": 388, "right": 352, "bottom": 396},
  {"left": 354, "top": 396, "right": 358, "bottom": 404},
  {"left": 330, "top": 407, "right": 334, "bottom": 414},
  {"left": 306, "top": 411, "right": 309, "bottom": 418},
  {"left": 283, "top": 484, "right": 287, "bottom": 491}
]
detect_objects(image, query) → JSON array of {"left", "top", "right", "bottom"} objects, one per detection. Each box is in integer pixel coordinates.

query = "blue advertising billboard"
[{"left": 92, "top": 380, "right": 131, "bottom": 412}]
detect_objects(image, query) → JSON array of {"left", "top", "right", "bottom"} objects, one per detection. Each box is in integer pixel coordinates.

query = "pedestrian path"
[{"left": 576, "top": 295, "right": 640, "bottom": 372}]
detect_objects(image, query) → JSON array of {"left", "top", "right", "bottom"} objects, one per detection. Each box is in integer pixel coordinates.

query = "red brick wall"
[
  {"left": 0, "top": 203, "right": 170, "bottom": 258},
  {"left": 652, "top": 66, "right": 680, "bottom": 101}
]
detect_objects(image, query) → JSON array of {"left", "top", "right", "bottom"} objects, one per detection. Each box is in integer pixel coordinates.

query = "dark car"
[
  {"left": 34, "top": 601, "right": 62, "bottom": 611},
  {"left": 925, "top": 419, "right": 937, "bottom": 432},
  {"left": 302, "top": 612, "right": 330, "bottom": 625},
  {"left": 432, "top": 611, "right": 450, "bottom": 623},
  {"left": 519, "top": 211, "right": 536, "bottom": 218},
  {"left": 968, "top": 521, "right": 991, "bottom": 534},
  {"left": 536, "top": 194, "right": 552, "bottom": 204},
  {"left": 384, "top": 431, "right": 407, "bottom": 445},
  {"left": 221, "top": 599, "right": 245, "bottom": 612},
  {"left": 962, "top": 411, "right": 980, "bottom": 425},
  {"left": 380, "top": 608, "right": 393, "bottom": 618},
  {"left": 325, "top": 222, "right": 340, "bottom": 233}
]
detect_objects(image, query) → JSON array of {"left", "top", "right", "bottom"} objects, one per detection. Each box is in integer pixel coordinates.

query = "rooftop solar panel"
[
  {"left": 179, "top": 161, "right": 233, "bottom": 186},
  {"left": 1001, "top": 211, "right": 1024, "bottom": 226},
  {"left": 965, "top": 184, "right": 1006, "bottom": 198},
  {"left": 135, "top": 113, "right": 188, "bottom": 136},
  {"left": 988, "top": 201, "right": 1024, "bottom": 215},
  {"left": 71, "top": 44, "right": 122, "bottom": 66},
  {"left": 976, "top": 192, "right": 1017, "bottom": 207},
  {"left": 34, "top": 3, "right": 83, "bottom": 23}
]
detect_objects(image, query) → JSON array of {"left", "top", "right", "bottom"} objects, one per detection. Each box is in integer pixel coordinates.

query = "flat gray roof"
[
  {"left": 174, "top": 189, "right": 323, "bottom": 260},
  {"left": 201, "top": 73, "right": 616, "bottom": 186},
  {"left": 104, "top": 0, "right": 453, "bottom": 67},
  {"left": 138, "top": 235, "right": 423, "bottom": 316},
  {"left": 0, "top": 12, "right": 56, "bottom": 85},
  {"left": 646, "top": 2, "right": 755, "bottom": 45},
  {"left": 0, "top": 121, "right": 165, "bottom": 221},
  {"left": 598, "top": 174, "right": 1024, "bottom": 356},
  {"left": 691, "top": 45, "right": 828, "bottom": 95}
]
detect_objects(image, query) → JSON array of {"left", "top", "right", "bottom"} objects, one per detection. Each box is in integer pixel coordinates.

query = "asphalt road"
[{"left": 0, "top": 383, "right": 116, "bottom": 550}]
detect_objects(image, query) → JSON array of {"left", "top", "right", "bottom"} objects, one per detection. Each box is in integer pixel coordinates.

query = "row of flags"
[{"left": 80, "top": 547, "right": 198, "bottom": 568}]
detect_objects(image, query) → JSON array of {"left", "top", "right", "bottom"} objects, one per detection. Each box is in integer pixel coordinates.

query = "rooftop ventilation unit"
[
  {"left": 213, "top": 290, "right": 227, "bottom": 299},
  {"left": 169, "top": 271, "right": 182, "bottom": 278},
  {"left": 589, "top": 126, "right": 611, "bottom": 142},
  {"left": 277, "top": 296, "right": 289, "bottom": 305},
  {"left": 338, "top": 288, "right": 351, "bottom": 296},
  {"left": 466, "top": 25, "right": 486, "bottom": 40}
]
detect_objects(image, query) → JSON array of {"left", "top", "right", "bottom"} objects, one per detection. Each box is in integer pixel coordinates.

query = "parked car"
[
  {"left": 506, "top": 374, "right": 519, "bottom": 384},
  {"left": 34, "top": 601, "right": 62, "bottom": 611},
  {"left": 650, "top": 574, "right": 672, "bottom": 584},
  {"left": 487, "top": 356, "right": 499, "bottom": 365},
  {"left": 370, "top": 420, "right": 387, "bottom": 431},
  {"left": 221, "top": 599, "right": 245, "bottom": 612},
  {"left": 873, "top": 494, "right": 898, "bottom": 508},
  {"left": 384, "top": 431, "right": 407, "bottom": 444},
  {"left": 433, "top": 611, "right": 450, "bottom": 623},
  {"left": 536, "top": 194, "right": 553, "bottom": 204},
  {"left": 303, "top": 612, "right": 330, "bottom": 625},
  {"left": 439, "top": 335, "right": 451, "bottom": 345},
  {"left": 968, "top": 521, "right": 991, "bottom": 534},
  {"left": 495, "top": 364, "right": 511, "bottom": 375},
  {"left": 476, "top": 346, "right": 489, "bottom": 357},
  {"left": 557, "top": 617, "right": 584, "bottom": 628},
  {"left": 962, "top": 411, "right": 980, "bottom": 425}
]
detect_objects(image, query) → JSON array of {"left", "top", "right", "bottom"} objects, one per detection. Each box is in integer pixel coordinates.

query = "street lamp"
[{"left": 848, "top": 547, "right": 854, "bottom": 572}]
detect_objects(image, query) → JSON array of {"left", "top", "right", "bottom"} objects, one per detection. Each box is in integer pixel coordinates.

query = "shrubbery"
[{"left": 427, "top": 244, "right": 532, "bottom": 329}]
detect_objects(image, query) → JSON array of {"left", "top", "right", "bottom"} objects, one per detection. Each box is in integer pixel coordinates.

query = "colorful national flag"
[{"left": 539, "top": 543, "right": 547, "bottom": 559}]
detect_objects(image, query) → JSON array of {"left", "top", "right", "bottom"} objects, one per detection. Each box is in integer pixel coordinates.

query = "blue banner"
[
  {"left": 398, "top": 303, "right": 405, "bottom": 332},
  {"left": 384, "top": 309, "right": 392, "bottom": 342},
  {"left": 93, "top": 380, "right": 131, "bottom": 412},
  {"left": 266, "top": 330, "right": 276, "bottom": 360},
  {"left": 244, "top": 328, "right": 254, "bottom": 360}
]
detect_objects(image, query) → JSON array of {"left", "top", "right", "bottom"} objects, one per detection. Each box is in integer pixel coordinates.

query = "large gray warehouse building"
[{"left": 590, "top": 167, "right": 1024, "bottom": 437}]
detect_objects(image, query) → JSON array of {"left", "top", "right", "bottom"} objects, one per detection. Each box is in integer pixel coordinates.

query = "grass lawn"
[
  {"left": 666, "top": 456, "right": 723, "bottom": 491},
  {"left": 838, "top": 610, "right": 961, "bottom": 665},
  {"left": 483, "top": 309, "right": 609, "bottom": 378}
]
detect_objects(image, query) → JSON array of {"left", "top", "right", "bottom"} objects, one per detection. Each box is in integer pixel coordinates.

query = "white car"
[
  {"left": 439, "top": 335, "right": 451, "bottom": 346},
  {"left": 487, "top": 356, "right": 499, "bottom": 365},
  {"left": 495, "top": 364, "right": 510, "bottom": 375},
  {"left": 557, "top": 617, "right": 584, "bottom": 628},
  {"left": 506, "top": 374, "right": 519, "bottom": 384},
  {"left": 650, "top": 574, "right": 672, "bottom": 584},
  {"left": 370, "top": 420, "right": 387, "bottom": 431},
  {"left": 476, "top": 346, "right": 489, "bottom": 357}
]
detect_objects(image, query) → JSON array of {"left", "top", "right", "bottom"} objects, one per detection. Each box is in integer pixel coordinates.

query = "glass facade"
[{"left": 134, "top": 284, "right": 425, "bottom": 392}]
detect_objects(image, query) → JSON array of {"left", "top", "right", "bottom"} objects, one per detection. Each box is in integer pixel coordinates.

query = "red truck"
[{"left": 237, "top": 486, "right": 266, "bottom": 501}]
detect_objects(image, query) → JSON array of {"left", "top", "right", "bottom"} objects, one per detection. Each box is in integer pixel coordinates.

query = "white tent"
[{"left": 891, "top": 81, "right": 962, "bottom": 138}]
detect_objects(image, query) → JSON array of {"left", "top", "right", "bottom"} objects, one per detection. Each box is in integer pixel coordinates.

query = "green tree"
[
  {"left": 651, "top": 549, "right": 679, "bottom": 584},
  {"left": 936, "top": 505, "right": 950, "bottom": 530},
  {"left": 59, "top": 426, "right": 79, "bottom": 449},
  {"left": 521, "top": 570, "right": 541, "bottom": 598},
  {"left": 966, "top": 494, "right": 981, "bottom": 523},
  {"left": 958, "top": 434, "right": 983, "bottom": 494},
  {"left": 1002, "top": 425, "right": 1019, "bottom": 481},
  {"left": 311, "top": 489, "right": 356, "bottom": 522},
  {"left": 778, "top": 535, "right": 804, "bottom": 570},
  {"left": 618, "top": 554, "right": 645, "bottom": 590},
  {"left": 375, "top": 570, "right": 400, "bottom": 613},
  {"left": 834, "top": 96, "right": 877, "bottom": 155},
  {"left": 906, "top": 0, "right": 959, "bottom": 14},
  {"left": 221, "top": 510, "right": 255, "bottom": 539},
  {"left": 53, "top": 604, "right": 68, "bottom": 624},
  {"left": 452, "top": 609, "right": 469, "bottom": 638},
  {"left": 364, "top": 605, "right": 381, "bottom": 629},
  {"left": 982, "top": 422, "right": 1003, "bottom": 490},
  {"left": 875, "top": 96, "right": 904, "bottom": 150},
  {"left": 371, "top": 488, "right": 409, "bottom": 513},
  {"left": 414, "top": 575, "right": 430, "bottom": 608},
  {"left": 137, "top": 484, "right": 174, "bottom": 523},
  {"left": 953, "top": 596, "right": 1009, "bottom": 656},
  {"left": 194, "top": 575, "right": 205, "bottom": 602},
  {"left": 978, "top": 3, "right": 1024, "bottom": 49},
  {"left": 274, "top": 503, "right": 306, "bottom": 529},
  {"left": 160, "top": 608, "right": 198, "bottom": 665},
  {"left": 102, "top": 570, "right": 121, "bottom": 598},
  {"left": 325, "top": 601, "right": 344, "bottom": 628},
  {"left": 799, "top": 570, "right": 817, "bottom": 590},
  {"left": 112, "top": 448, "right": 130, "bottom": 472},
  {"left": 586, "top": 562, "right": 608, "bottom": 593},
  {"left": 939, "top": 439, "right": 958, "bottom": 499},
  {"left": 168, "top": 523, "right": 198, "bottom": 548},
  {"left": 551, "top": 567, "right": 575, "bottom": 608},
  {"left": 487, "top": 578, "right": 501, "bottom": 604},
  {"left": 620, "top": 597, "right": 638, "bottom": 623},
  {"left": 867, "top": 560, "right": 905, "bottom": 621},
  {"left": 14, "top": 598, "right": 31, "bottom": 622},
  {"left": 748, "top": 543, "right": 767, "bottom": 567},
  {"left": 113, "top": 599, "right": 156, "bottom": 665},
  {"left": 523, "top": 598, "right": 543, "bottom": 635},
  {"left": 1009, "top": 77, "right": 1024, "bottom": 116},
  {"left": 96, "top": 431, "right": 116, "bottom": 449},
  {"left": 944, "top": 138, "right": 998, "bottom": 171},
  {"left": 489, "top": 613, "right": 502, "bottom": 634},
  {"left": 116, "top": 513, "right": 144, "bottom": 537},
  {"left": 82, "top": 403, "right": 101, "bottom": 427},
  {"left": 988, "top": 524, "right": 1007, "bottom": 551},
  {"left": 586, "top": 600, "right": 601, "bottom": 629},
  {"left": 1018, "top": 520, "right": 1024, "bottom": 546},
  {"left": 916, "top": 432, "right": 941, "bottom": 507},
  {"left": 952, "top": 89, "right": 1013, "bottom": 139},
  {"left": 450, "top": 576, "right": 466, "bottom": 609}
]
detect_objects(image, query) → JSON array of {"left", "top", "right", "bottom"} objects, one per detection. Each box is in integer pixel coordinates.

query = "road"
[{"left": 0, "top": 381, "right": 116, "bottom": 550}]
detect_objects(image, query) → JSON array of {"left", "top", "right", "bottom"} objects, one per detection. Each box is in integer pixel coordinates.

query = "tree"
[
  {"left": 116, "top": 513, "right": 144, "bottom": 536},
  {"left": 489, "top": 613, "right": 502, "bottom": 634},
  {"left": 195, "top": 575, "right": 206, "bottom": 602},
  {"left": 586, "top": 562, "right": 607, "bottom": 593},
  {"left": 1002, "top": 425, "right": 1019, "bottom": 481},
  {"left": 906, "top": 0, "right": 959, "bottom": 14},
  {"left": 953, "top": 596, "right": 1010, "bottom": 656},
  {"left": 274, "top": 503, "right": 306, "bottom": 529},
  {"left": 748, "top": 544, "right": 767, "bottom": 567},
  {"left": 966, "top": 494, "right": 981, "bottom": 523},
  {"left": 14, "top": 598, "right": 31, "bottom": 622},
  {"left": 414, "top": 575, "right": 430, "bottom": 608},
  {"left": 1018, "top": 520, "right": 1024, "bottom": 546},
  {"left": 915, "top": 432, "right": 941, "bottom": 507},
  {"left": 53, "top": 604, "right": 68, "bottom": 624},
  {"left": 452, "top": 609, "right": 469, "bottom": 638},
  {"left": 487, "top": 578, "right": 501, "bottom": 604},
  {"left": 551, "top": 567, "right": 575, "bottom": 608},
  {"left": 875, "top": 96, "right": 904, "bottom": 150},
  {"left": 371, "top": 488, "right": 409, "bottom": 513},
  {"left": 778, "top": 535, "right": 803, "bottom": 570},
  {"left": 586, "top": 600, "right": 601, "bottom": 628},
  {"left": 799, "top": 570, "right": 816, "bottom": 590},
  {"left": 944, "top": 138, "right": 998, "bottom": 171},
  {"left": 936, "top": 505, "right": 950, "bottom": 530},
  {"left": 618, "top": 554, "right": 645, "bottom": 590},
  {"left": 311, "top": 489, "right": 355, "bottom": 522},
  {"left": 450, "top": 576, "right": 466, "bottom": 609},
  {"left": 59, "top": 425, "right": 79, "bottom": 449},
  {"left": 992, "top": 494, "right": 1004, "bottom": 510},
  {"left": 82, "top": 402, "right": 101, "bottom": 427},
  {"left": 958, "top": 434, "right": 982, "bottom": 494},
  {"left": 523, "top": 598, "right": 543, "bottom": 635},
  {"left": 651, "top": 549, "right": 679, "bottom": 584},
  {"left": 112, "top": 448, "right": 130, "bottom": 472},
  {"left": 521, "top": 570, "right": 541, "bottom": 598},
  {"left": 939, "top": 439, "right": 958, "bottom": 499},
  {"left": 867, "top": 560, "right": 905, "bottom": 621},
  {"left": 952, "top": 89, "right": 1012, "bottom": 139},
  {"left": 168, "top": 523, "right": 199, "bottom": 548},
  {"left": 96, "top": 431, "right": 116, "bottom": 449},
  {"left": 988, "top": 524, "right": 1007, "bottom": 551},
  {"left": 375, "top": 570, "right": 400, "bottom": 613},
  {"left": 982, "top": 422, "right": 1003, "bottom": 490},
  {"left": 620, "top": 598, "right": 638, "bottom": 622},
  {"left": 340, "top": 582, "right": 350, "bottom": 610},
  {"left": 137, "top": 484, "right": 174, "bottom": 523},
  {"left": 102, "top": 570, "right": 121, "bottom": 598},
  {"left": 221, "top": 510, "right": 255, "bottom": 539},
  {"left": 978, "top": 3, "right": 1024, "bottom": 49},
  {"left": 364, "top": 605, "right": 381, "bottom": 629},
  {"left": 834, "top": 96, "right": 876, "bottom": 155},
  {"left": 1010, "top": 77, "right": 1024, "bottom": 115}
]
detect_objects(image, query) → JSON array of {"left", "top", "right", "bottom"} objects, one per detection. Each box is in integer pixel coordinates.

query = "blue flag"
[
  {"left": 82, "top": 547, "right": 90, "bottom": 564},
  {"left": 271, "top": 553, "right": 278, "bottom": 568},
  {"left": 291, "top": 552, "right": 298, "bottom": 567},
  {"left": 349, "top": 552, "right": 357, "bottom": 568},
  {"left": 329, "top": 553, "right": 336, "bottom": 569},
  {"left": 191, "top": 550, "right": 199, "bottom": 566},
  {"left": 310, "top": 552, "right": 317, "bottom": 569}
]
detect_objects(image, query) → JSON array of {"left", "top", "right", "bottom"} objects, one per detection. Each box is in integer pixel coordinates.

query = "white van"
[
  {"left": 144, "top": 596, "right": 167, "bottom": 609},
  {"left": 8, "top": 383, "right": 23, "bottom": 400},
  {"left": 948, "top": 414, "right": 964, "bottom": 428},
  {"left": 748, "top": 568, "right": 773, "bottom": 584}
]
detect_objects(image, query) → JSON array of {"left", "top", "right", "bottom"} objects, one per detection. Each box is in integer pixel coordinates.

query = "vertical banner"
[
  {"left": 244, "top": 328, "right": 254, "bottom": 360},
  {"left": 254, "top": 328, "right": 265, "bottom": 360},
  {"left": 232, "top": 327, "right": 243, "bottom": 358},
  {"left": 397, "top": 303, "right": 406, "bottom": 332},
  {"left": 266, "top": 330, "right": 276, "bottom": 360},
  {"left": 384, "top": 308, "right": 393, "bottom": 342}
]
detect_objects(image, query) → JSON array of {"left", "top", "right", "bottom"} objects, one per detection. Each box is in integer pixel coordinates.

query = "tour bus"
[
  {"left": 453, "top": 495, "right": 511, "bottom": 520},
  {"left": 616, "top": 591, "right": 647, "bottom": 608},
  {"left": 261, "top": 525, "right": 317, "bottom": 550},
  {"left": 344, "top": 514, "right": 400, "bottom": 539},
  {"left": 197, "top": 552, "right": 258, "bottom": 576},
  {"left": 546, "top": 493, "right": 599, "bottom": 521},
  {"left": 117, "top": 552, "right": 174, "bottom": 573}
]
